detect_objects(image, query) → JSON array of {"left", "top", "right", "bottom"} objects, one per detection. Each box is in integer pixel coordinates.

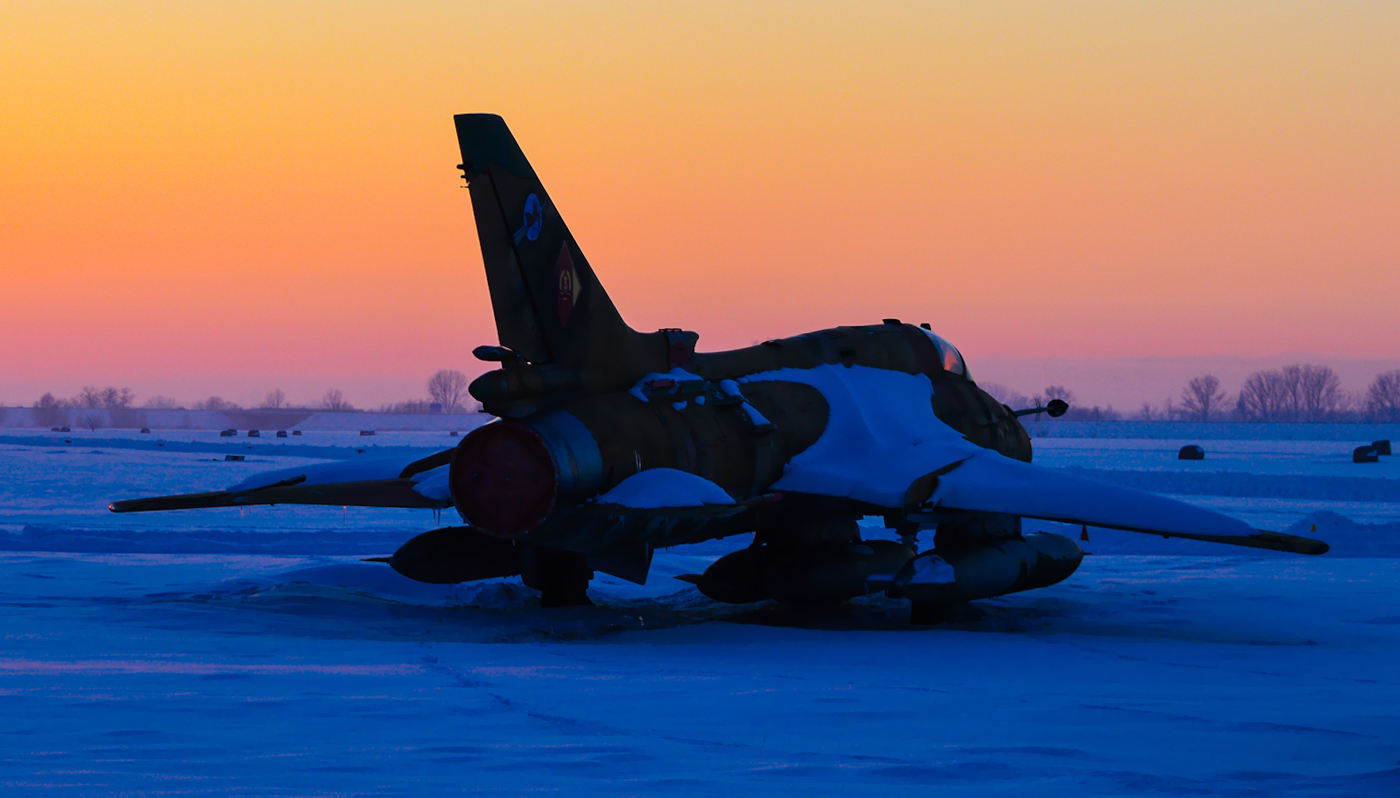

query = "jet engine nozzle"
[
  {"left": 450, "top": 423, "right": 559, "bottom": 537},
  {"left": 449, "top": 412, "right": 606, "bottom": 538}
]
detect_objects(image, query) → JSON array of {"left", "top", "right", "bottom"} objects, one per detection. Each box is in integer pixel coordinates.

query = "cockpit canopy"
[{"left": 920, "top": 328, "right": 968, "bottom": 378}]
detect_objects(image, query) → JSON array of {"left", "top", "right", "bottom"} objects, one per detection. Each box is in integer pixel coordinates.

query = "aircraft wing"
[
  {"left": 916, "top": 452, "right": 1328, "bottom": 555},
  {"left": 109, "top": 449, "right": 456, "bottom": 513}
]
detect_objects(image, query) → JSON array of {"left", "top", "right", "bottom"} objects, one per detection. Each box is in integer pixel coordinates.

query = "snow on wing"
[
  {"left": 928, "top": 452, "right": 1329, "bottom": 554},
  {"left": 227, "top": 456, "right": 419, "bottom": 492},
  {"left": 738, "top": 364, "right": 983, "bottom": 507}
]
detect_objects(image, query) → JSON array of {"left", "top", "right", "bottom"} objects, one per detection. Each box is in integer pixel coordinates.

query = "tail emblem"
[
  {"left": 555, "top": 243, "right": 581, "bottom": 326},
  {"left": 513, "top": 194, "right": 543, "bottom": 244}
]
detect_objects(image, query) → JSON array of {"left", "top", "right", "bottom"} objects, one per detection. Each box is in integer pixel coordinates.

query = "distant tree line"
[
  {"left": 1160, "top": 365, "right": 1400, "bottom": 422},
  {"left": 1128, "top": 365, "right": 1400, "bottom": 422},
  {"left": 21, "top": 369, "right": 483, "bottom": 428},
  {"left": 986, "top": 365, "right": 1400, "bottom": 424}
]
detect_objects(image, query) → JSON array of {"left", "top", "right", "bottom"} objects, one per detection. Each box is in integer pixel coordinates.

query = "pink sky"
[{"left": 3, "top": 2, "right": 1397, "bottom": 409}]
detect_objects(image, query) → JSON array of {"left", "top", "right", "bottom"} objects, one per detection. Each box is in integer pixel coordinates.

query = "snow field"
[{"left": 0, "top": 426, "right": 1397, "bottom": 794}]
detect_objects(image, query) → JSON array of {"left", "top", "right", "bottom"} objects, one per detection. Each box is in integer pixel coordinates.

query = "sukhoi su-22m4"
[{"left": 111, "top": 114, "right": 1329, "bottom": 622}]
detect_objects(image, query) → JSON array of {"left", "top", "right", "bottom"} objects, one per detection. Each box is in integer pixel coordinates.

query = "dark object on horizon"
[
  {"left": 1373, "top": 439, "right": 1392, "bottom": 456},
  {"left": 224, "top": 455, "right": 245, "bottom": 462},
  {"left": 1354, "top": 446, "right": 1379, "bottom": 464},
  {"left": 219, "top": 429, "right": 236, "bottom": 437},
  {"left": 360, "top": 430, "right": 376, "bottom": 436},
  {"left": 292, "top": 430, "right": 302, "bottom": 436},
  {"left": 247, "top": 430, "right": 260, "bottom": 438},
  {"left": 140, "top": 428, "right": 151, "bottom": 434},
  {"left": 60, "top": 426, "right": 71, "bottom": 432},
  {"left": 449, "top": 430, "right": 458, "bottom": 436},
  {"left": 50, "top": 427, "right": 61, "bottom": 432},
  {"left": 1179, "top": 445, "right": 1205, "bottom": 460},
  {"left": 276, "top": 430, "right": 288, "bottom": 438}
]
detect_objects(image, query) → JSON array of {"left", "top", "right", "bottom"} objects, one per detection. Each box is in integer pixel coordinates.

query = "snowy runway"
[
  {"left": 1, "top": 429, "right": 1398, "bottom": 794},
  {"left": 1, "top": 554, "right": 1398, "bottom": 795}
]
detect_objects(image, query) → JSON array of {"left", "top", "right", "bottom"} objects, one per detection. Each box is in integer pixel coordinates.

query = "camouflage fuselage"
[{"left": 454, "top": 321, "right": 1031, "bottom": 553}]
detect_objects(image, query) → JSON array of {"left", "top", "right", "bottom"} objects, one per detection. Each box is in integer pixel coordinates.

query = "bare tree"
[
  {"left": 1043, "top": 385, "right": 1075, "bottom": 405},
  {"left": 78, "top": 412, "right": 103, "bottom": 431},
  {"left": 1368, "top": 370, "right": 1400, "bottom": 422},
  {"left": 980, "top": 382, "right": 1031, "bottom": 410},
  {"left": 193, "top": 396, "right": 239, "bottom": 411},
  {"left": 1296, "top": 364, "right": 1344, "bottom": 421},
  {"left": 376, "top": 399, "right": 436, "bottom": 414},
  {"left": 1237, "top": 369, "right": 1287, "bottom": 421},
  {"left": 33, "top": 393, "right": 69, "bottom": 427},
  {"left": 100, "top": 387, "right": 135, "bottom": 409},
  {"left": 1135, "top": 402, "right": 1157, "bottom": 421},
  {"left": 261, "top": 388, "right": 287, "bottom": 409},
  {"left": 427, "top": 369, "right": 469, "bottom": 413},
  {"left": 142, "top": 396, "right": 181, "bottom": 409},
  {"left": 1063, "top": 405, "right": 1121, "bottom": 421},
  {"left": 1179, "top": 375, "right": 1227, "bottom": 422},
  {"left": 1238, "top": 364, "right": 1345, "bottom": 422},
  {"left": 72, "top": 386, "right": 104, "bottom": 408},
  {"left": 321, "top": 388, "right": 354, "bottom": 411}
]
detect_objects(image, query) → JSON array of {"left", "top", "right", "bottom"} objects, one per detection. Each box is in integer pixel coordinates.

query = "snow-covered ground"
[{"left": 1, "top": 426, "right": 1398, "bottom": 794}]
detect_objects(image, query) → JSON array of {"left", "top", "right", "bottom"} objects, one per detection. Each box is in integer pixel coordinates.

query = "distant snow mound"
[
  {"left": 596, "top": 468, "right": 734, "bottom": 508},
  {"left": 1283, "top": 511, "right": 1400, "bottom": 557}
]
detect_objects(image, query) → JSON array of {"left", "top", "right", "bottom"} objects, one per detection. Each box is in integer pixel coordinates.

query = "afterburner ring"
[{"left": 449, "top": 422, "right": 558, "bottom": 537}]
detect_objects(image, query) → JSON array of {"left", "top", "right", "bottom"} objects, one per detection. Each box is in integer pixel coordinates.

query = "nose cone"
[{"left": 450, "top": 423, "right": 559, "bottom": 537}]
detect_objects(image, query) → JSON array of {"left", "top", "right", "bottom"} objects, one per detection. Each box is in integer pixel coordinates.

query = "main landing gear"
[{"left": 520, "top": 546, "right": 594, "bottom": 608}]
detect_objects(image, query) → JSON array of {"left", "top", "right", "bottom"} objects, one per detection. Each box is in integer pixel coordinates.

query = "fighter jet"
[{"left": 111, "top": 114, "right": 1328, "bottom": 621}]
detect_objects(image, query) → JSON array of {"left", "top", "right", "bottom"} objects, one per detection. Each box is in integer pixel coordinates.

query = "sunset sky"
[{"left": 3, "top": 1, "right": 1397, "bottom": 409}]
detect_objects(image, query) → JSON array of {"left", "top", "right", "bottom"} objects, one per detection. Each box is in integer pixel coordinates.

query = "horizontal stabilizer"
[
  {"left": 109, "top": 448, "right": 459, "bottom": 513},
  {"left": 109, "top": 479, "right": 447, "bottom": 513}
]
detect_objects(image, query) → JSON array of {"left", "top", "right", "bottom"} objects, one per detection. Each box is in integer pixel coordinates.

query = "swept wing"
[{"left": 108, "top": 449, "right": 456, "bottom": 513}]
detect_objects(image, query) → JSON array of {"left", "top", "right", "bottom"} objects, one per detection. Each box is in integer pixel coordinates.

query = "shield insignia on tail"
[{"left": 555, "top": 243, "right": 581, "bottom": 326}]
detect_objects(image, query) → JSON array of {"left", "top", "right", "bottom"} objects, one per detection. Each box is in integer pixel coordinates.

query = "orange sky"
[{"left": 3, "top": 2, "right": 1398, "bottom": 408}]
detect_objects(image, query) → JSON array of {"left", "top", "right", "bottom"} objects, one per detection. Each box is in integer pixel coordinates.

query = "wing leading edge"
[{"left": 919, "top": 452, "right": 1328, "bottom": 555}]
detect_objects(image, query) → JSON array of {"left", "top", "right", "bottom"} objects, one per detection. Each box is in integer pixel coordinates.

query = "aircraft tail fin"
[{"left": 454, "top": 114, "right": 644, "bottom": 369}]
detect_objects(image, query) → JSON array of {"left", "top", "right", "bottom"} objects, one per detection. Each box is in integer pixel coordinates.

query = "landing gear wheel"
[{"left": 520, "top": 546, "right": 594, "bottom": 608}]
